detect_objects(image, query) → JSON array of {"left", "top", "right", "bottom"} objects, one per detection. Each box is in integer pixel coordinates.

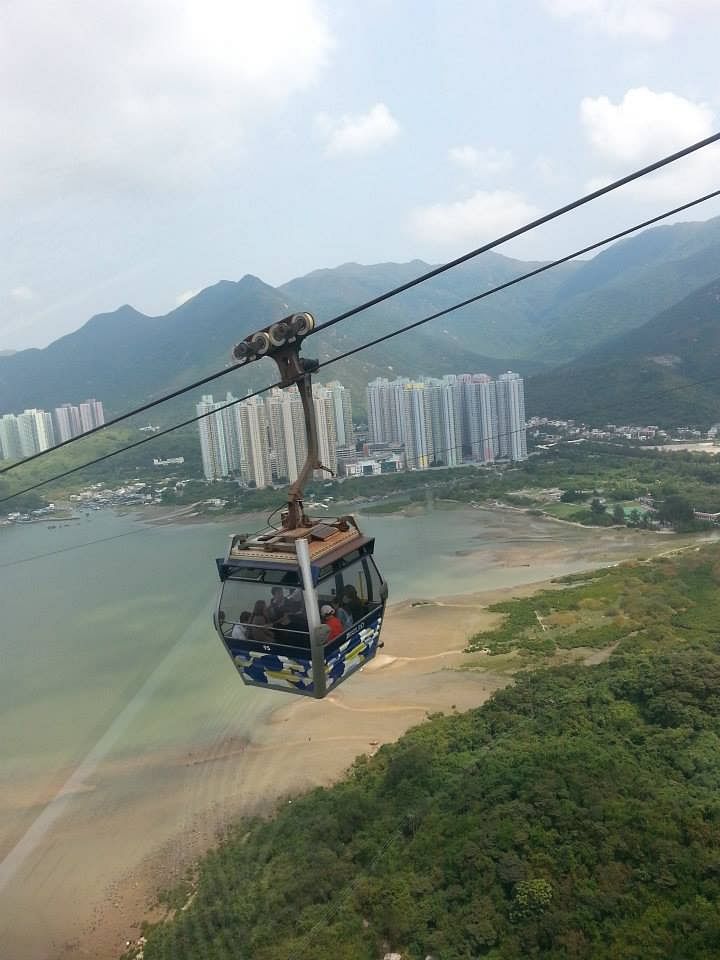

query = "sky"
[{"left": 2, "top": 0, "right": 720, "bottom": 350}]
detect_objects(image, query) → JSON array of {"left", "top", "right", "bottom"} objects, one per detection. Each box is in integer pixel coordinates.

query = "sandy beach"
[
  {"left": 38, "top": 587, "right": 513, "bottom": 960},
  {"left": 1, "top": 505, "right": 713, "bottom": 960},
  {"left": 54, "top": 578, "right": 670, "bottom": 958}
]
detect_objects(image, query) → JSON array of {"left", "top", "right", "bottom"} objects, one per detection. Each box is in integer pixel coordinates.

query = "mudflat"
[{"left": 0, "top": 507, "right": 712, "bottom": 960}]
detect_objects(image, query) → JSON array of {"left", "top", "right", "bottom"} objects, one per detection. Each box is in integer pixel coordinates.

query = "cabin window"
[
  {"left": 317, "top": 556, "right": 384, "bottom": 629},
  {"left": 218, "top": 579, "right": 309, "bottom": 650}
]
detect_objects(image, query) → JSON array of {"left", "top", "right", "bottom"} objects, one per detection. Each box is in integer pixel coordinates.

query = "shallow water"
[{"left": 0, "top": 504, "right": 678, "bottom": 957}]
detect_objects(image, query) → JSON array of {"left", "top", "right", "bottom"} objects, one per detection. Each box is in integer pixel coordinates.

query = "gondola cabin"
[{"left": 214, "top": 516, "right": 387, "bottom": 698}]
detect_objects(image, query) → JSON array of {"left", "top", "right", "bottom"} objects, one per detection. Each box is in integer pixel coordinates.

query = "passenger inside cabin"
[
  {"left": 340, "top": 584, "right": 366, "bottom": 623},
  {"left": 269, "top": 589, "right": 298, "bottom": 645},
  {"left": 320, "top": 604, "right": 344, "bottom": 643},
  {"left": 231, "top": 611, "right": 251, "bottom": 641},
  {"left": 268, "top": 586, "right": 286, "bottom": 621},
  {"left": 285, "top": 591, "right": 309, "bottom": 642},
  {"left": 249, "top": 600, "right": 274, "bottom": 644},
  {"left": 336, "top": 605, "right": 352, "bottom": 631}
]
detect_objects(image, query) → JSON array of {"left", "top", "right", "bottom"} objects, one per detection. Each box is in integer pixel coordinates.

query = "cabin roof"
[{"left": 226, "top": 517, "right": 370, "bottom": 568}]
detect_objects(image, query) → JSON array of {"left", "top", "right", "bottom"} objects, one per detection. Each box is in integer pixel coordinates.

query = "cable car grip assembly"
[{"left": 231, "top": 312, "right": 331, "bottom": 532}]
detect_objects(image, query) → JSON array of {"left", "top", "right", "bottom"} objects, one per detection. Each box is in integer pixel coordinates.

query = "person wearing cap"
[{"left": 320, "top": 604, "right": 344, "bottom": 642}]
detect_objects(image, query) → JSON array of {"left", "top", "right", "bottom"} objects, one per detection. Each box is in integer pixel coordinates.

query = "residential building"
[
  {"left": 54, "top": 404, "right": 83, "bottom": 442},
  {"left": 267, "top": 387, "right": 308, "bottom": 483},
  {"left": 367, "top": 377, "right": 407, "bottom": 445},
  {"left": 16, "top": 409, "right": 55, "bottom": 456},
  {"left": 496, "top": 371, "right": 528, "bottom": 461},
  {"left": 196, "top": 394, "right": 233, "bottom": 480},
  {"left": 0, "top": 414, "right": 22, "bottom": 461},
  {"left": 401, "top": 381, "right": 434, "bottom": 470},
  {"left": 425, "top": 377, "right": 460, "bottom": 467},
  {"left": 236, "top": 395, "right": 272, "bottom": 488},
  {"left": 313, "top": 385, "right": 338, "bottom": 480},
  {"left": 326, "top": 381, "right": 353, "bottom": 449},
  {"left": 78, "top": 399, "right": 105, "bottom": 433},
  {"left": 52, "top": 400, "right": 105, "bottom": 443},
  {"left": 195, "top": 371, "right": 525, "bottom": 486}
]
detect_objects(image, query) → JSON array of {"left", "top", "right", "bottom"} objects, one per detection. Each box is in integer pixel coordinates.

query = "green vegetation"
[
  {"left": 528, "top": 276, "right": 720, "bottom": 425},
  {"left": 465, "top": 560, "right": 656, "bottom": 657},
  {"left": 4, "top": 218, "right": 720, "bottom": 426},
  {"left": 0, "top": 426, "right": 203, "bottom": 514},
  {"left": 297, "top": 441, "right": 720, "bottom": 528},
  {"left": 131, "top": 545, "right": 720, "bottom": 959},
  {"left": 5, "top": 432, "right": 720, "bottom": 540}
]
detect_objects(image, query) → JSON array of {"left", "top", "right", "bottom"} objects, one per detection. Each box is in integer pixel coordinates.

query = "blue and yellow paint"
[{"left": 230, "top": 612, "right": 383, "bottom": 696}]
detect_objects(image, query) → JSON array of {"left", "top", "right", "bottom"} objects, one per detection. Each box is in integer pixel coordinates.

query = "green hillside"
[
  {"left": 279, "top": 254, "right": 579, "bottom": 361},
  {"left": 3, "top": 215, "right": 720, "bottom": 424},
  {"left": 0, "top": 269, "right": 538, "bottom": 422},
  {"left": 527, "top": 277, "right": 720, "bottom": 426},
  {"left": 527, "top": 216, "right": 720, "bottom": 362},
  {"left": 131, "top": 544, "right": 720, "bottom": 960}
]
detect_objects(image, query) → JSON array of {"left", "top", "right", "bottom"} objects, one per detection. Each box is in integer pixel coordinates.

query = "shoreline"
[
  {"left": 60, "top": 539, "right": 708, "bottom": 960},
  {"left": 56, "top": 582, "right": 525, "bottom": 960},
  {"left": 3, "top": 502, "right": 714, "bottom": 960},
  {"left": 132, "top": 494, "right": 696, "bottom": 541}
]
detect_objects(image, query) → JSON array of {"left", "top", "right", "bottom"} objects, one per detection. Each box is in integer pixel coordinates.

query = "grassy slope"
[
  {"left": 527, "top": 277, "right": 720, "bottom": 426},
  {"left": 133, "top": 545, "right": 720, "bottom": 960}
]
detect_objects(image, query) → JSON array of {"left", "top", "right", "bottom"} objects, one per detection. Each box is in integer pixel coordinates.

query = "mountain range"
[
  {"left": 528, "top": 276, "right": 720, "bottom": 426},
  {"left": 2, "top": 214, "right": 720, "bottom": 425}
]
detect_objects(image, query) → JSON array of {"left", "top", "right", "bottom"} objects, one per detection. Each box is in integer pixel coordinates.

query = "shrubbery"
[{"left": 132, "top": 546, "right": 720, "bottom": 960}]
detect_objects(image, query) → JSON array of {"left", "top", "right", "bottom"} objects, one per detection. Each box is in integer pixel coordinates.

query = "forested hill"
[
  {"left": 527, "top": 276, "right": 720, "bottom": 426},
  {"left": 131, "top": 545, "right": 720, "bottom": 960},
  {"left": 525, "top": 213, "right": 720, "bottom": 362},
  {"left": 3, "top": 214, "right": 720, "bottom": 419}
]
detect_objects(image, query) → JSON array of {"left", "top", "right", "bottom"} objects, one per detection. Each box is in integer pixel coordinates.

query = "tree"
[
  {"left": 561, "top": 488, "right": 585, "bottom": 503},
  {"left": 590, "top": 497, "right": 606, "bottom": 516},
  {"left": 612, "top": 504, "right": 626, "bottom": 525},
  {"left": 628, "top": 508, "right": 642, "bottom": 527},
  {"left": 656, "top": 494, "right": 695, "bottom": 531},
  {"left": 510, "top": 879, "right": 554, "bottom": 921}
]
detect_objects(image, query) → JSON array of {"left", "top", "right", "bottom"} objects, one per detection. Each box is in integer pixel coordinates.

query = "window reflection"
[
  {"left": 317, "top": 556, "right": 384, "bottom": 637},
  {"left": 218, "top": 579, "right": 309, "bottom": 650}
]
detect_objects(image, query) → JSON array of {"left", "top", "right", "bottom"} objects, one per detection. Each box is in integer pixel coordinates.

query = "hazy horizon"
[{"left": 3, "top": 0, "right": 720, "bottom": 351}]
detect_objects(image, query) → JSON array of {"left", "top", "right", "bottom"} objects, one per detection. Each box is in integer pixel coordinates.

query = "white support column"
[{"left": 296, "top": 538, "right": 326, "bottom": 698}]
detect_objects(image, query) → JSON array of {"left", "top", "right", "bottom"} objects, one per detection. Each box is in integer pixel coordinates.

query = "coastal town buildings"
[
  {"left": 0, "top": 398, "right": 105, "bottom": 460},
  {"left": 196, "top": 383, "right": 352, "bottom": 486},
  {"left": 497, "top": 371, "right": 528, "bottom": 461},
  {"left": 195, "top": 371, "right": 528, "bottom": 486},
  {"left": 366, "top": 371, "right": 527, "bottom": 466}
]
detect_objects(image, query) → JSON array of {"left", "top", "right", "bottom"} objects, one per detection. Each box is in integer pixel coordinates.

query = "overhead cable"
[
  {"left": 313, "top": 187, "right": 720, "bottom": 364},
  {"left": 1, "top": 186, "right": 719, "bottom": 506},
  {"left": 0, "top": 362, "right": 242, "bottom": 477},
  {"left": 311, "top": 132, "right": 720, "bottom": 333},
  {"left": 3, "top": 132, "right": 718, "bottom": 480}
]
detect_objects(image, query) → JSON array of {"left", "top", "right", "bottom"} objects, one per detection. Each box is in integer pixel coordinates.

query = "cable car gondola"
[{"left": 213, "top": 312, "right": 388, "bottom": 698}]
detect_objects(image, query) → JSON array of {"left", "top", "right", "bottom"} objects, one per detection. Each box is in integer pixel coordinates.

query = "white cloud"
[
  {"left": 533, "top": 155, "right": 564, "bottom": 184},
  {"left": 581, "top": 87, "right": 714, "bottom": 164},
  {"left": 10, "top": 286, "right": 34, "bottom": 302},
  {"left": 409, "top": 190, "right": 541, "bottom": 250},
  {"left": 317, "top": 103, "right": 400, "bottom": 156},
  {"left": 448, "top": 146, "right": 513, "bottom": 176},
  {"left": 581, "top": 86, "right": 719, "bottom": 201},
  {"left": 0, "top": 0, "right": 333, "bottom": 200},
  {"left": 544, "top": 0, "right": 718, "bottom": 41},
  {"left": 175, "top": 289, "right": 199, "bottom": 307}
]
